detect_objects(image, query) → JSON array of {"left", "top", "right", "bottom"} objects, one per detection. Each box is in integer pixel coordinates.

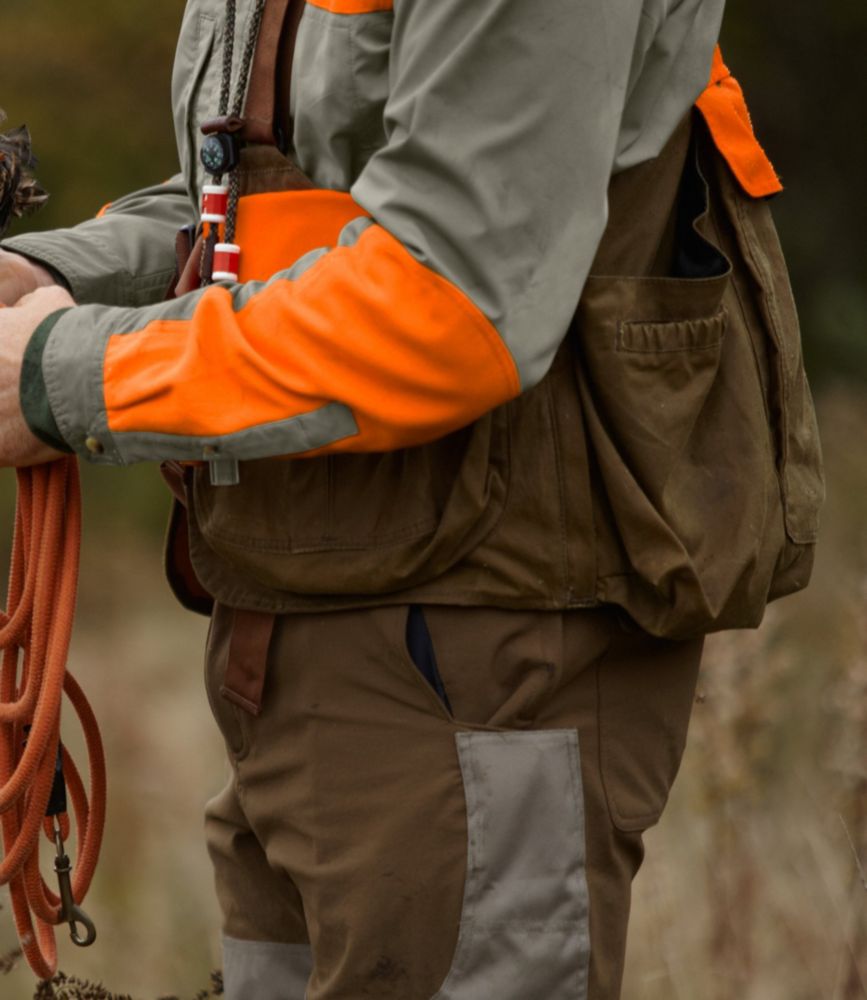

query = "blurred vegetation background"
[{"left": 1, "top": 0, "right": 866, "bottom": 997}]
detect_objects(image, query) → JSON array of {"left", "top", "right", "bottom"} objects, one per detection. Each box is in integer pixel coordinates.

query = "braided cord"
[
  {"left": 203, "top": 0, "right": 267, "bottom": 281},
  {"left": 225, "top": 169, "right": 242, "bottom": 244},
  {"left": 218, "top": 0, "right": 237, "bottom": 118},
  {"left": 232, "top": 0, "right": 267, "bottom": 118},
  {"left": 224, "top": 0, "right": 267, "bottom": 244}
]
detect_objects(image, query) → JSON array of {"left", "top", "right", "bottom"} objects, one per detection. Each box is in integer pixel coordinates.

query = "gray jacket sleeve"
[
  {"left": 23, "top": 0, "right": 724, "bottom": 466},
  {"left": 3, "top": 174, "right": 193, "bottom": 307}
]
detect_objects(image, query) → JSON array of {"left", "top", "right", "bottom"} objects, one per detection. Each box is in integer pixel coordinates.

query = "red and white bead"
[
  {"left": 201, "top": 184, "right": 229, "bottom": 224},
  {"left": 212, "top": 243, "right": 241, "bottom": 282}
]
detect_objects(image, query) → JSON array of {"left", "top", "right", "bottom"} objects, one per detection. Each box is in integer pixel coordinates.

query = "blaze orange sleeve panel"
[
  {"left": 696, "top": 46, "right": 783, "bottom": 198},
  {"left": 305, "top": 0, "right": 393, "bottom": 14},
  {"left": 102, "top": 224, "right": 520, "bottom": 453}
]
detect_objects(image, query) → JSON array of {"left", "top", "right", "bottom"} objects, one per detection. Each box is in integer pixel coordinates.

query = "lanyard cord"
[
  {"left": 220, "top": 0, "right": 266, "bottom": 122},
  {"left": 200, "top": 0, "right": 267, "bottom": 283},
  {"left": 218, "top": 0, "right": 238, "bottom": 120}
]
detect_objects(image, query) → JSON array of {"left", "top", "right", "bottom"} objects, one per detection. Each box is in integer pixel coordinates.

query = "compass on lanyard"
[{"left": 201, "top": 128, "right": 242, "bottom": 177}]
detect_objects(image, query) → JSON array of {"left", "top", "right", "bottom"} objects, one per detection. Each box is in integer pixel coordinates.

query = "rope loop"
[{"left": 0, "top": 458, "right": 106, "bottom": 979}]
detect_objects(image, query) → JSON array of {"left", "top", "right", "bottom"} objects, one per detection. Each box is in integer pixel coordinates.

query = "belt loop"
[{"left": 221, "top": 609, "right": 277, "bottom": 716}]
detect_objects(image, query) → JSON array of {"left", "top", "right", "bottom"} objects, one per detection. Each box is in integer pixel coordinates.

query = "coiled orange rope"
[{"left": 0, "top": 458, "right": 105, "bottom": 979}]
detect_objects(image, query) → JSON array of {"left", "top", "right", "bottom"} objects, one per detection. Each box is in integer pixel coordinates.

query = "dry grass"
[{"left": 1, "top": 384, "right": 865, "bottom": 999}]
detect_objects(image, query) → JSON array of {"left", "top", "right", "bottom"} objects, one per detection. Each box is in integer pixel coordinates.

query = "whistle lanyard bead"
[
  {"left": 213, "top": 243, "right": 242, "bottom": 283},
  {"left": 199, "top": 0, "right": 267, "bottom": 282},
  {"left": 202, "top": 184, "right": 230, "bottom": 225}
]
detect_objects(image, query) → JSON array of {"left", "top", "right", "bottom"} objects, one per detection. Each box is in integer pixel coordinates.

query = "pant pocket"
[
  {"left": 432, "top": 730, "right": 590, "bottom": 1000},
  {"left": 405, "top": 605, "right": 453, "bottom": 713},
  {"left": 204, "top": 602, "right": 249, "bottom": 759},
  {"left": 597, "top": 626, "right": 703, "bottom": 832}
]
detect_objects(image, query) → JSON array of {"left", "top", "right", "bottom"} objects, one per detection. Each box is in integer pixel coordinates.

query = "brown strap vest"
[{"left": 165, "top": 4, "right": 824, "bottom": 640}]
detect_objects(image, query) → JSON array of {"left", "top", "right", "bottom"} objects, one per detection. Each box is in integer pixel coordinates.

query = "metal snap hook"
[{"left": 53, "top": 821, "right": 97, "bottom": 948}]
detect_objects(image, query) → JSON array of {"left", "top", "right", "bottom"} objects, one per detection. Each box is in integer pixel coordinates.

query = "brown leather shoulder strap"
[{"left": 242, "top": 0, "right": 306, "bottom": 147}]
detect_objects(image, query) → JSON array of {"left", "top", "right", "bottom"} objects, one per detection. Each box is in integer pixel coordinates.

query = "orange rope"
[{"left": 0, "top": 458, "right": 106, "bottom": 979}]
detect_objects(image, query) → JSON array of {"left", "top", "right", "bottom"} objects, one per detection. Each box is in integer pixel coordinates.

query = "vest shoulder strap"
[{"left": 242, "top": 0, "right": 306, "bottom": 147}]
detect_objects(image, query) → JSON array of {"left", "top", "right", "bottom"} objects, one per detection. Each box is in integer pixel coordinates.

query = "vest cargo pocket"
[
  {"left": 189, "top": 407, "right": 510, "bottom": 600},
  {"left": 575, "top": 136, "right": 785, "bottom": 638}
]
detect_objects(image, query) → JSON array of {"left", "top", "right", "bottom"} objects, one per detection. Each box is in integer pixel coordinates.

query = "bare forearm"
[{"left": 0, "top": 248, "right": 61, "bottom": 306}]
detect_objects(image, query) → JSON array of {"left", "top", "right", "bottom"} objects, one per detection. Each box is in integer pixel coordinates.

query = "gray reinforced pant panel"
[
  {"left": 223, "top": 936, "right": 313, "bottom": 1000},
  {"left": 433, "top": 730, "right": 590, "bottom": 1000}
]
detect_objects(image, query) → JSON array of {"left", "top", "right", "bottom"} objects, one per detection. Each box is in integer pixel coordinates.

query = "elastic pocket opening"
[
  {"left": 673, "top": 135, "right": 730, "bottom": 280},
  {"left": 405, "top": 605, "right": 453, "bottom": 714}
]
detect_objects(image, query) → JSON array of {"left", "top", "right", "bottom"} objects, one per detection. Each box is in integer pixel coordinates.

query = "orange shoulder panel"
[
  {"left": 695, "top": 46, "right": 783, "bottom": 198},
  {"left": 305, "top": 0, "right": 393, "bottom": 13},
  {"left": 234, "top": 190, "right": 368, "bottom": 282}
]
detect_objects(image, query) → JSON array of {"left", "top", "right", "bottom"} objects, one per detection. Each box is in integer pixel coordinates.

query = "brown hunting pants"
[{"left": 204, "top": 603, "right": 701, "bottom": 999}]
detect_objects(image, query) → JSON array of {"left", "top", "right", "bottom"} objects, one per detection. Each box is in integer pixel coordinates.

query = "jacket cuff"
[
  {"left": 20, "top": 309, "right": 75, "bottom": 453},
  {"left": 40, "top": 304, "right": 123, "bottom": 464}
]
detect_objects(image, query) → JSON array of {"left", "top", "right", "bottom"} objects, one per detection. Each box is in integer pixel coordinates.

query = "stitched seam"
[
  {"left": 202, "top": 514, "right": 440, "bottom": 552},
  {"left": 544, "top": 380, "right": 571, "bottom": 600}
]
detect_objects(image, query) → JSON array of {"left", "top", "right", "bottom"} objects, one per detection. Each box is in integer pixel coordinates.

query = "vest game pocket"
[{"left": 574, "top": 128, "right": 822, "bottom": 638}]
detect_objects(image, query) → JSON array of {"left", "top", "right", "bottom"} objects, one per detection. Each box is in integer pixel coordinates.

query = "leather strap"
[
  {"left": 160, "top": 463, "right": 216, "bottom": 616},
  {"left": 167, "top": 0, "right": 307, "bottom": 294},
  {"left": 242, "top": 0, "right": 306, "bottom": 146},
  {"left": 222, "top": 608, "right": 277, "bottom": 716}
]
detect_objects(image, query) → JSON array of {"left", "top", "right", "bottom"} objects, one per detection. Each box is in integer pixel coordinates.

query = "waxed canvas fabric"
[
  {"left": 204, "top": 601, "right": 703, "bottom": 999},
  {"left": 177, "top": 113, "right": 824, "bottom": 639}
]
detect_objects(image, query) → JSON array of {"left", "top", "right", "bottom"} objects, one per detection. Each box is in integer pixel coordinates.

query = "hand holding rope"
[{"left": 1, "top": 113, "right": 105, "bottom": 980}]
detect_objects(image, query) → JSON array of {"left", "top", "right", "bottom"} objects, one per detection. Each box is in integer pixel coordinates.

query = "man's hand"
[
  {"left": 0, "top": 248, "right": 60, "bottom": 306},
  {"left": 0, "top": 285, "right": 74, "bottom": 467}
]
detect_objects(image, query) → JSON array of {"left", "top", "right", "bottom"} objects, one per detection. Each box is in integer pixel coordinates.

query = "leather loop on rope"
[{"left": 161, "top": 461, "right": 215, "bottom": 617}]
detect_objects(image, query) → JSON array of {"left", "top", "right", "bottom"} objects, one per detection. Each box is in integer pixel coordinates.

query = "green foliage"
[
  {"left": 0, "top": 0, "right": 183, "bottom": 231},
  {"left": 720, "top": 2, "right": 867, "bottom": 384}
]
